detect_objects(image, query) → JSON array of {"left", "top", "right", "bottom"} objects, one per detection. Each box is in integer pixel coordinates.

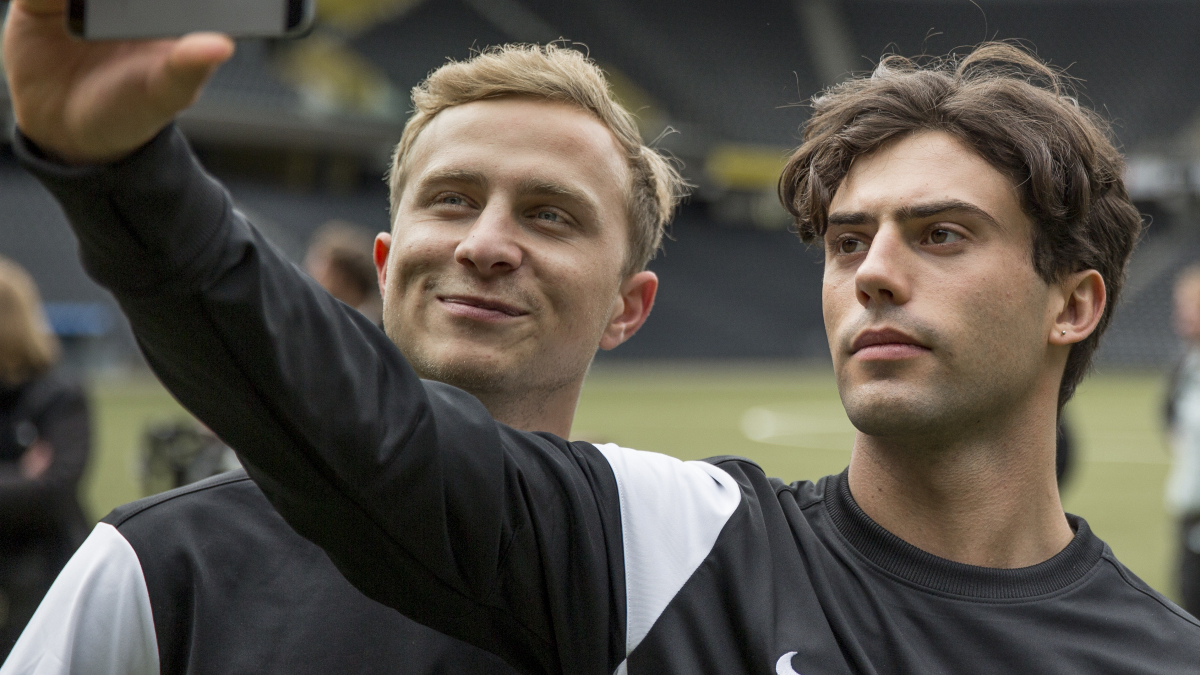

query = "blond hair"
[
  {"left": 0, "top": 257, "right": 59, "bottom": 386},
  {"left": 387, "top": 43, "right": 686, "bottom": 277}
]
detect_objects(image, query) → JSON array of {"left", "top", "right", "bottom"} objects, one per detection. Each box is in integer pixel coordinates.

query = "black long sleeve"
[{"left": 15, "top": 126, "right": 626, "bottom": 675}]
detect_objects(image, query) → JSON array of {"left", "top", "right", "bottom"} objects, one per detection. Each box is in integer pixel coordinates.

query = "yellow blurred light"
[
  {"left": 706, "top": 144, "right": 792, "bottom": 191},
  {"left": 316, "top": 0, "right": 425, "bottom": 33}
]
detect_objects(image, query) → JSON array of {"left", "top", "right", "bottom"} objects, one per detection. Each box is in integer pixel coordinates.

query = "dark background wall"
[{"left": 3, "top": 0, "right": 1199, "bottom": 368}]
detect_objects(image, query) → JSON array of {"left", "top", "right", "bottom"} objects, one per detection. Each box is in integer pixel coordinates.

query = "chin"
[
  {"left": 839, "top": 381, "right": 950, "bottom": 439},
  {"left": 406, "top": 347, "right": 514, "bottom": 395}
]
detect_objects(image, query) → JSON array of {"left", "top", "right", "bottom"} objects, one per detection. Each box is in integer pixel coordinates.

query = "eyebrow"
[
  {"left": 414, "top": 171, "right": 597, "bottom": 209},
  {"left": 515, "top": 178, "right": 597, "bottom": 211},
  {"left": 413, "top": 168, "right": 488, "bottom": 192},
  {"left": 827, "top": 199, "right": 1005, "bottom": 231}
]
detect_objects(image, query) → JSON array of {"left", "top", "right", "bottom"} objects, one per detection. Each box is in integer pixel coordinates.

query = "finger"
[
  {"left": 170, "top": 32, "right": 237, "bottom": 70},
  {"left": 15, "top": 0, "right": 67, "bottom": 16},
  {"left": 151, "top": 33, "right": 235, "bottom": 111}
]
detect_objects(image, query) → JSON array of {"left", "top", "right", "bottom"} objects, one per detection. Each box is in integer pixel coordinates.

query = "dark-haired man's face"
[{"left": 822, "top": 130, "right": 1064, "bottom": 443}]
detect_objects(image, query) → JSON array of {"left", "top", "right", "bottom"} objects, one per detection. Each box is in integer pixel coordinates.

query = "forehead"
[
  {"left": 404, "top": 97, "right": 630, "bottom": 204},
  {"left": 828, "top": 130, "right": 1026, "bottom": 231}
]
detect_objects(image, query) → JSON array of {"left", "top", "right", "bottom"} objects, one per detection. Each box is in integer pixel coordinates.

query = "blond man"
[{"left": 1, "top": 4, "right": 682, "bottom": 671}]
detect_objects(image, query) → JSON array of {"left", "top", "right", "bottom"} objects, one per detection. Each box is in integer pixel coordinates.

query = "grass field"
[{"left": 84, "top": 365, "right": 1179, "bottom": 598}]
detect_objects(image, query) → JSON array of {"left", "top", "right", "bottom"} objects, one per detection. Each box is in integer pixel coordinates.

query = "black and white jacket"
[
  {"left": 13, "top": 126, "right": 1200, "bottom": 675},
  {"left": 2, "top": 470, "right": 517, "bottom": 674}
]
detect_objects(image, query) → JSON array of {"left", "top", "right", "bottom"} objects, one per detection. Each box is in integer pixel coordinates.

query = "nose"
[
  {"left": 454, "top": 203, "right": 524, "bottom": 277},
  {"left": 854, "top": 225, "right": 912, "bottom": 307}
]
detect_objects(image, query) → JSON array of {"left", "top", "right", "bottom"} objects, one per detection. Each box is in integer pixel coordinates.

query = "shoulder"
[
  {"left": 1, "top": 523, "right": 160, "bottom": 675},
  {"left": 1062, "top": 547, "right": 1200, "bottom": 666},
  {"left": 103, "top": 468, "right": 259, "bottom": 529},
  {"left": 591, "top": 445, "right": 748, "bottom": 656},
  {"left": 1100, "top": 551, "right": 1200, "bottom": 632},
  {"left": 101, "top": 469, "right": 294, "bottom": 564},
  {"left": 595, "top": 445, "right": 745, "bottom": 519}
]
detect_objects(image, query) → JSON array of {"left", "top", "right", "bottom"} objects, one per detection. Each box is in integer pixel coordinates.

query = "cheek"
[
  {"left": 546, "top": 258, "right": 623, "bottom": 334},
  {"left": 388, "top": 230, "right": 452, "bottom": 289},
  {"left": 963, "top": 268, "right": 1048, "bottom": 356},
  {"left": 821, "top": 273, "right": 851, "bottom": 334}
]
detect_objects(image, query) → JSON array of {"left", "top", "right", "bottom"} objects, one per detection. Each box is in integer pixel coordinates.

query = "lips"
[
  {"left": 439, "top": 295, "right": 528, "bottom": 318},
  {"left": 850, "top": 327, "right": 929, "bottom": 359}
]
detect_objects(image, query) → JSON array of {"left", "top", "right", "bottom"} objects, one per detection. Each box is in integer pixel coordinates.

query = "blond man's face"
[{"left": 376, "top": 98, "right": 637, "bottom": 396}]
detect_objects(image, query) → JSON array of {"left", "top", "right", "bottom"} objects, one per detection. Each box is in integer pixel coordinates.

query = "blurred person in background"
[
  {"left": 0, "top": 256, "right": 89, "bottom": 660},
  {"left": 303, "top": 219, "right": 383, "bottom": 325},
  {"left": 1165, "top": 265, "right": 1200, "bottom": 617}
]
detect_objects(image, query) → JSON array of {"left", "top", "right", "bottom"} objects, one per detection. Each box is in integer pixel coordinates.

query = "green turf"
[
  {"left": 84, "top": 376, "right": 191, "bottom": 521},
  {"left": 82, "top": 365, "right": 1179, "bottom": 598}
]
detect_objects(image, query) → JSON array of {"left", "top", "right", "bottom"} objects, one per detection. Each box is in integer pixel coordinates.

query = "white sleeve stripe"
[
  {"left": 0, "top": 523, "right": 160, "bottom": 675},
  {"left": 596, "top": 444, "right": 741, "bottom": 657}
]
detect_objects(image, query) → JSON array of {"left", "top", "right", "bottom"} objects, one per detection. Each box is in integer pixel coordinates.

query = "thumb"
[
  {"left": 149, "top": 32, "right": 235, "bottom": 113},
  {"left": 15, "top": 0, "right": 68, "bottom": 16}
]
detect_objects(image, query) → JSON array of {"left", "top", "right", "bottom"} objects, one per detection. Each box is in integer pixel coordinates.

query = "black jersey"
[
  {"left": 16, "top": 126, "right": 1200, "bottom": 674},
  {"left": 1, "top": 469, "right": 517, "bottom": 675}
]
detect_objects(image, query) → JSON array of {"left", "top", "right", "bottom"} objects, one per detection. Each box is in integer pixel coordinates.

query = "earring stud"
[{"left": 1060, "top": 330, "right": 1067, "bottom": 336}]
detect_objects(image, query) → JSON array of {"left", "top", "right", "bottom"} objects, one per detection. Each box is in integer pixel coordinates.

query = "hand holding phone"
[
  {"left": 2, "top": 0, "right": 235, "bottom": 164},
  {"left": 69, "top": 0, "right": 315, "bottom": 40}
]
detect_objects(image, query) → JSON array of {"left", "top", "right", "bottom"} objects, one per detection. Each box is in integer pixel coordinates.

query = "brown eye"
[
  {"left": 929, "top": 228, "right": 963, "bottom": 245},
  {"left": 839, "top": 238, "right": 866, "bottom": 254}
]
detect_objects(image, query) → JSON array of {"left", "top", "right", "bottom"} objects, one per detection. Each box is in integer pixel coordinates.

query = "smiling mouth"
[{"left": 439, "top": 295, "right": 528, "bottom": 319}]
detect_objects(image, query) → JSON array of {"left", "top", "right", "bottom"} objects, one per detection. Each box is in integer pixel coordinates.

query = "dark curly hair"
[{"left": 779, "top": 42, "right": 1143, "bottom": 409}]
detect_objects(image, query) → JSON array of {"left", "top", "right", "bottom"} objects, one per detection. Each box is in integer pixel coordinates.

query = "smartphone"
[{"left": 68, "top": 0, "right": 315, "bottom": 40}]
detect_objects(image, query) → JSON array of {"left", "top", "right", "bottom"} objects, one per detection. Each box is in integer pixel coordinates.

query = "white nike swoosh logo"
[{"left": 776, "top": 651, "right": 801, "bottom": 675}]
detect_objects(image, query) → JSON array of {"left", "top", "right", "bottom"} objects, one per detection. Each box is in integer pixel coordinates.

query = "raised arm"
[{"left": 4, "top": 4, "right": 629, "bottom": 672}]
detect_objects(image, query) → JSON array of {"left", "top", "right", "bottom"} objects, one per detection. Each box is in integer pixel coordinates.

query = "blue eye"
[{"left": 536, "top": 210, "right": 563, "bottom": 222}]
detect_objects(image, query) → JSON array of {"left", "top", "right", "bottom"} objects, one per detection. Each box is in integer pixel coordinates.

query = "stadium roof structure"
[
  {"left": 343, "top": 0, "right": 1200, "bottom": 196},
  {"left": 0, "top": 0, "right": 1196, "bottom": 187}
]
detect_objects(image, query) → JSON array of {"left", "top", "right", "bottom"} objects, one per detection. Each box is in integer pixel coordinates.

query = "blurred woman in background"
[{"left": 0, "top": 256, "right": 90, "bottom": 659}]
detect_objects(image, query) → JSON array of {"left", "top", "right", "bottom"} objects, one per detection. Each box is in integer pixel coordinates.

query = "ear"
[
  {"left": 374, "top": 232, "right": 391, "bottom": 299},
  {"left": 599, "top": 271, "right": 658, "bottom": 351},
  {"left": 1050, "top": 269, "right": 1105, "bottom": 346}
]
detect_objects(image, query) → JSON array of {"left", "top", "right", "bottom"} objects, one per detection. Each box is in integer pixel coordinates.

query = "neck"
[
  {"left": 469, "top": 376, "right": 583, "bottom": 438},
  {"left": 847, "top": 393, "right": 1072, "bottom": 569}
]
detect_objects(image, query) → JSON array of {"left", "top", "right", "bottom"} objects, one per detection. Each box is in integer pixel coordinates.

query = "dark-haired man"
[{"left": 5, "top": 3, "right": 1199, "bottom": 671}]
